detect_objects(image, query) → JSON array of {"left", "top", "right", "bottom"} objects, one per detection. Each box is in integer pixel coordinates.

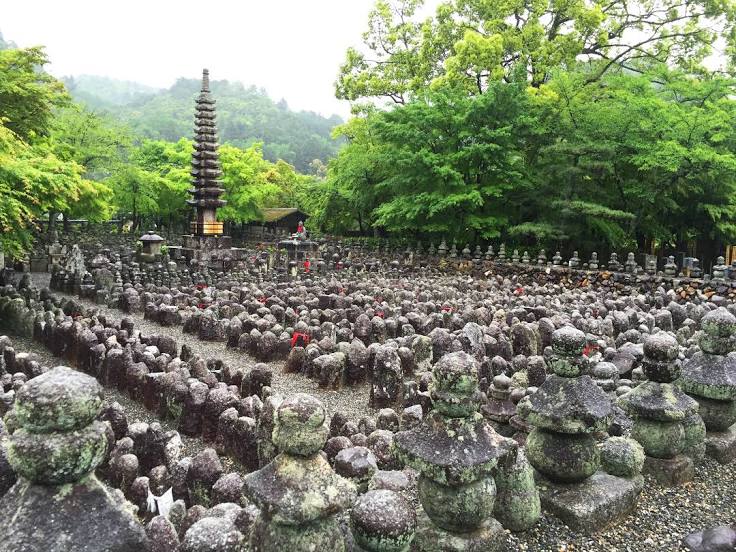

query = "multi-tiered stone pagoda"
[{"left": 181, "top": 69, "right": 238, "bottom": 263}]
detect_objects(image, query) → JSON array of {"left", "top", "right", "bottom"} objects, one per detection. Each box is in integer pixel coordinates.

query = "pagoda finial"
[{"left": 202, "top": 68, "right": 210, "bottom": 92}]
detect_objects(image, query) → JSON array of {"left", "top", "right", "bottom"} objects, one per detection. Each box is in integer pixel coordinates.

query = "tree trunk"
[{"left": 47, "top": 211, "right": 57, "bottom": 234}]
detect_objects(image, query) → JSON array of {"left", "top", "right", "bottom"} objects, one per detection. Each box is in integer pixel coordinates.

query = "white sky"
[{"left": 1, "top": 0, "right": 437, "bottom": 118}]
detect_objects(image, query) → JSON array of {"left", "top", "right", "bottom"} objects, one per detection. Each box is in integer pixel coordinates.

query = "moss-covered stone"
[
  {"left": 630, "top": 418, "right": 685, "bottom": 458},
  {"left": 526, "top": 428, "right": 600, "bottom": 482},
  {"left": 8, "top": 421, "right": 107, "bottom": 484},
  {"left": 682, "top": 413, "right": 707, "bottom": 461},
  {"left": 271, "top": 393, "right": 329, "bottom": 456},
  {"left": 493, "top": 450, "right": 541, "bottom": 531},
  {"left": 693, "top": 395, "right": 736, "bottom": 432},
  {"left": 350, "top": 490, "right": 416, "bottom": 552},
  {"left": 418, "top": 475, "right": 496, "bottom": 533},
  {"left": 599, "top": 437, "right": 644, "bottom": 477},
  {"left": 14, "top": 366, "right": 103, "bottom": 434}
]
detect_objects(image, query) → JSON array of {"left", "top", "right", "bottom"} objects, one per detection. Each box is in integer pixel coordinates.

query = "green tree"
[
  {"left": 518, "top": 67, "right": 736, "bottom": 255},
  {"left": 109, "top": 139, "right": 191, "bottom": 231},
  {"left": 337, "top": 0, "right": 736, "bottom": 103},
  {"left": 0, "top": 47, "right": 69, "bottom": 141},
  {"left": 0, "top": 45, "right": 111, "bottom": 256},
  {"left": 218, "top": 143, "right": 281, "bottom": 223}
]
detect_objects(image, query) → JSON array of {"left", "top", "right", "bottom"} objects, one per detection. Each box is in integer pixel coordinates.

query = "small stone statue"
[
  {"left": 394, "top": 352, "right": 538, "bottom": 550},
  {"left": 664, "top": 255, "right": 678, "bottom": 277},
  {"left": 625, "top": 252, "right": 638, "bottom": 274},
  {"left": 552, "top": 251, "right": 562, "bottom": 266},
  {"left": 244, "top": 394, "right": 356, "bottom": 551},
  {"left": 485, "top": 245, "right": 494, "bottom": 260},
  {"left": 0, "top": 367, "right": 148, "bottom": 551},
  {"left": 437, "top": 239, "right": 447, "bottom": 257},
  {"left": 497, "top": 244, "right": 507, "bottom": 262},
  {"left": 680, "top": 308, "right": 736, "bottom": 463},
  {"left": 569, "top": 251, "right": 580, "bottom": 269},
  {"left": 618, "top": 333, "right": 704, "bottom": 485},
  {"left": 537, "top": 250, "right": 547, "bottom": 266},
  {"left": 588, "top": 252, "right": 599, "bottom": 270},
  {"left": 712, "top": 256, "right": 728, "bottom": 280},
  {"left": 521, "top": 251, "right": 530, "bottom": 264},
  {"left": 608, "top": 252, "right": 621, "bottom": 272}
]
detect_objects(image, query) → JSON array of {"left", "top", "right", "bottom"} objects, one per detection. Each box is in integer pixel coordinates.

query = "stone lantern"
[{"left": 138, "top": 231, "right": 164, "bottom": 263}]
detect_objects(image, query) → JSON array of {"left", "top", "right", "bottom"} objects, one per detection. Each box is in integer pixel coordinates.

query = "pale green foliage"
[{"left": 337, "top": 0, "right": 736, "bottom": 103}]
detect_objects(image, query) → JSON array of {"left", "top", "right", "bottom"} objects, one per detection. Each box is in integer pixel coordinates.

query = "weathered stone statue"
[
  {"left": 0, "top": 367, "right": 148, "bottom": 551},
  {"left": 497, "top": 243, "right": 506, "bottom": 262},
  {"left": 664, "top": 255, "right": 678, "bottom": 277},
  {"left": 589, "top": 252, "right": 599, "bottom": 270},
  {"left": 608, "top": 252, "right": 621, "bottom": 271},
  {"left": 517, "top": 326, "right": 642, "bottom": 532},
  {"left": 394, "top": 351, "right": 538, "bottom": 551},
  {"left": 244, "top": 393, "right": 356, "bottom": 551},
  {"left": 569, "top": 251, "right": 580, "bottom": 269},
  {"left": 618, "top": 333, "right": 704, "bottom": 484},
  {"left": 350, "top": 489, "right": 416, "bottom": 552},
  {"left": 712, "top": 256, "right": 728, "bottom": 280},
  {"left": 680, "top": 308, "right": 736, "bottom": 463}
]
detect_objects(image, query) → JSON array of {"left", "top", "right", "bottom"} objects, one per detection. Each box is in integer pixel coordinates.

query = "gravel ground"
[
  {"left": 508, "top": 459, "right": 736, "bottom": 551},
  {"left": 20, "top": 273, "right": 736, "bottom": 551},
  {"left": 31, "top": 273, "right": 377, "bottom": 423}
]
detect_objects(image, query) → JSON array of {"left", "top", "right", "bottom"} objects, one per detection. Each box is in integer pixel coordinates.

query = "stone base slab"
[
  {"left": 414, "top": 509, "right": 507, "bottom": 552},
  {"left": 705, "top": 425, "right": 736, "bottom": 464},
  {"left": 643, "top": 454, "right": 694, "bottom": 485},
  {"left": 536, "top": 471, "right": 643, "bottom": 534}
]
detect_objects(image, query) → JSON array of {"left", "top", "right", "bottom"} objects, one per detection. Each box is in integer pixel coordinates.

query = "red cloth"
[{"left": 290, "top": 332, "right": 311, "bottom": 348}]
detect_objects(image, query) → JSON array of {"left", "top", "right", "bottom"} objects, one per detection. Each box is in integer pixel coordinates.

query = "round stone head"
[
  {"left": 547, "top": 326, "right": 587, "bottom": 377},
  {"left": 272, "top": 393, "right": 330, "bottom": 456},
  {"left": 430, "top": 351, "right": 483, "bottom": 417},
  {"left": 350, "top": 489, "right": 416, "bottom": 552},
  {"left": 700, "top": 307, "right": 736, "bottom": 355},
  {"left": 642, "top": 332, "right": 680, "bottom": 382}
]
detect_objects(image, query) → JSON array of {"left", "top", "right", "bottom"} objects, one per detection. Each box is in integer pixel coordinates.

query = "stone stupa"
[{"left": 180, "top": 69, "right": 243, "bottom": 264}]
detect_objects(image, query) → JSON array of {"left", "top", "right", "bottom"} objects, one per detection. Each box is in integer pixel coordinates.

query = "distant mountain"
[
  {"left": 63, "top": 75, "right": 160, "bottom": 108},
  {"left": 0, "top": 31, "right": 17, "bottom": 50},
  {"left": 64, "top": 74, "right": 343, "bottom": 173}
]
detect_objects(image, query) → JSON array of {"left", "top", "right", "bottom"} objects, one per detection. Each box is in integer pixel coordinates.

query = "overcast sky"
[{"left": 2, "top": 0, "right": 437, "bottom": 118}]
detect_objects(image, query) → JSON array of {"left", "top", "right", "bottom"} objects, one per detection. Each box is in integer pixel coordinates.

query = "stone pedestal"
[
  {"left": 535, "top": 471, "right": 644, "bottom": 534},
  {"left": 705, "top": 425, "right": 736, "bottom": 464},
  {"left": 643, "top": 455, "right": 694, "bottom": 485},
  {"left": 0, "top": 475, "right": 148, "bottom": 551},
  {"left": 414, "top": 509, "right": 506, "bottom": 552}
]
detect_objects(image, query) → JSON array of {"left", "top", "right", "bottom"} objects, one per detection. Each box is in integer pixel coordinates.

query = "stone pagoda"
[
  {"left": 393, "top": 351, "right": 539, "bottom": 551},
  {"left": 517, "top": 326, "right": 643, "bottom": 532},
  {"left": 181, "top": 69, "right": 239, "bottom": 263},
  {"left": 0, "top": 367, "right": 148, "bottom": 551},
  {"left": 618, "top": 333, "right": 704, "bottom": 485},
  {"left": 680, "top": 308, "right": 736, "bottom": 463}
]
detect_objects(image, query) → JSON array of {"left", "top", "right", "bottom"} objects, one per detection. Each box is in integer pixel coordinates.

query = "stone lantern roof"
[{"left": 139, "top": 231, "right": 164, "bottom": 244}]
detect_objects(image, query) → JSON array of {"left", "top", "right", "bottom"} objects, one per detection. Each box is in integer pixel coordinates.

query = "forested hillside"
[{"left": 64, "top": 75, "right": 342, "bottom": 173}]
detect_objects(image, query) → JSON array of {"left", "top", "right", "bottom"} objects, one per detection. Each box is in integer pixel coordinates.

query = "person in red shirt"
[{"left": 303, "top": 258, "right": 311, "bottom": 273}]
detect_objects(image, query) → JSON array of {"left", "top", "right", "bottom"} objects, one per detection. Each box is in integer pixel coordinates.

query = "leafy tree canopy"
[{"left": 337, "top": 0, "right": 736, "bottom": 104}]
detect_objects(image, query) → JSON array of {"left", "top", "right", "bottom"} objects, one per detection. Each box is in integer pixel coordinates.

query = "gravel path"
[{"left": 31, "top": 273, "right": 376, "bottom": 423}]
